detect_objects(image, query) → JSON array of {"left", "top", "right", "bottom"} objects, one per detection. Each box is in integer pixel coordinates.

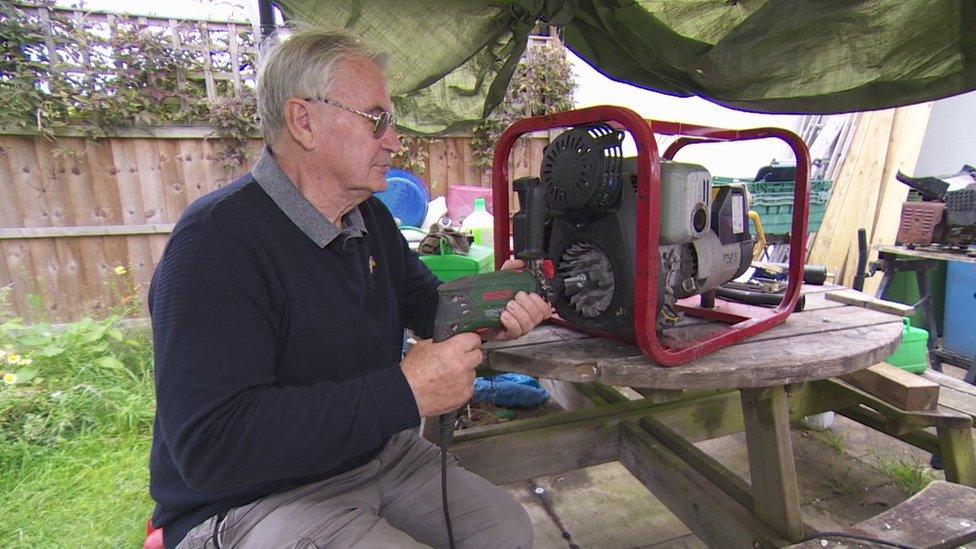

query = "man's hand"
[
  {"left": 401, "top": 332, "right": 482, "bottom": 417},
  {"left": 482, "top": 259, "right": 553, "bottom": 342}
]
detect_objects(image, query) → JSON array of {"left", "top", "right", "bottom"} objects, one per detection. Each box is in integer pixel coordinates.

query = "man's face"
[{"left": 311, "top": 56, "right": 400, "bottom": 199}]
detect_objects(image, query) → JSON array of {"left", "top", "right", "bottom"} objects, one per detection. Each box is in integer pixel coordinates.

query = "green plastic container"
[
  {"left": 885, "top": 318, "right": 929, "bottom": 374},
  {"left": 420, "top": 243, "right": 494, "bottom": 282},
  {"left": 711, "top": 177, "right": 833, "bottom": 236}
]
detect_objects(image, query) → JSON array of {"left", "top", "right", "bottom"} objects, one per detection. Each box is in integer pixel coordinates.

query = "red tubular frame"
[{"left": 491, "top": 106, "right": 811, "bottom": 366}]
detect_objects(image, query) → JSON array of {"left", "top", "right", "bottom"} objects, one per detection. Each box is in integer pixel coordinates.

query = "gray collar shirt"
[{"left": 251, "top": 147, "right": 368, "bottom": 249}]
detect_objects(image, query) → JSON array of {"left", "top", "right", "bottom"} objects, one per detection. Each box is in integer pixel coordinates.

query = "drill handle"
[
  {"left": 431, "top": 271, "right": 541, "bottom": 342},
  {"left": 512, "top": 176, "right": 549, "bottom": 260}
]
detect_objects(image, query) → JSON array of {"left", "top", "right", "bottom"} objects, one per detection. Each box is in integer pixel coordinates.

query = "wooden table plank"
[
  {"left": 486, "top": 312, "right": 903, "bottom": 389},
  {"left": 877, "top": 244, "right": 976, "bottom": 264}
]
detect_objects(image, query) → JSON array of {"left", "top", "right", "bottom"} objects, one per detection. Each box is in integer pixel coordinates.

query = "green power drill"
[
  {"left": 430, "top": 260, "right": 553, "bottom": 549},
  {"left": 431, "top": 261, "right": 554, "bottom": 343}
]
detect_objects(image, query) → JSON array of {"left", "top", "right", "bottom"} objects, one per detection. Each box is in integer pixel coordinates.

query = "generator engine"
[{"left": 512, "top": 124, "right": 753, "bottom": 337}]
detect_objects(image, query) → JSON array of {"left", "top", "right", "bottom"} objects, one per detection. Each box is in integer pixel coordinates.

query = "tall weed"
[{"left": 0, "top": 315, "right": 154, "bottom": 452}]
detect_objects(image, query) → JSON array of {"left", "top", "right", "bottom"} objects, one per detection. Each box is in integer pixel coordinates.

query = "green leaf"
[
  {"left": 107, "top": 329, "right": 124, "bottom": 342},
  {"left": 81, "top": 324, "right": 107, "bottom": 343},
  {"left": 39, "top": 345, "right": 65, "bottom": 357},
  {"left": 17, "top": 334, "right": 49, "bottom": 347},
  {"left": 94, "top": 356, "right": 125, "bottom": 371},
  {"left": 14, "top": 368, "right": 38, "bottom": 382}
]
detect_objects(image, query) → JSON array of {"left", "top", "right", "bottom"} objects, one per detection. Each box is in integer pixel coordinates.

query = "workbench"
[
  {"left": 452, "top": 284, "right": 976, "bottom": 547},
  {"left": 874, "top": 244, "right": 976, "bottom": 380}
]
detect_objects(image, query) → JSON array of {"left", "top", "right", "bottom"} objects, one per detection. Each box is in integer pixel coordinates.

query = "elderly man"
[{"left": 149, "top": 28, "right": 550, "bottom": 548}]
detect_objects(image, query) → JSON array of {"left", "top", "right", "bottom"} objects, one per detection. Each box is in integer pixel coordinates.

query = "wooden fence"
[
  {"left": 0, "top": 129, "right": 549, "bottom": 321},
  {"left": 12, "top": 3, "right": 258, "bottom": 101}
]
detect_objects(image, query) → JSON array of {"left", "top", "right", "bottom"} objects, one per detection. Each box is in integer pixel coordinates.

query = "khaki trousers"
[{"left": 176, "top": 429, "right": 532, "bottom": 548}]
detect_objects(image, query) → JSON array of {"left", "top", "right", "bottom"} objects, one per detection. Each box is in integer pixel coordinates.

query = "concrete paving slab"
[
  {"left": 531, "top": 462, "right": 695, "bottom": 548},
  {"left": 696, "top": 428, "right": 912, "bottom": 529},
  {"left": 501, "top": 422, "right": 919, "bottom": 548},
  {"left": 507, "top": 482, "right": 568, "bottom": 548}
]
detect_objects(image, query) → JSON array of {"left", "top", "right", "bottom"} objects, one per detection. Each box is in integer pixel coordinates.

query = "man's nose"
[{"left": 380, "top": 123, "right": 400, "bottom": 153}]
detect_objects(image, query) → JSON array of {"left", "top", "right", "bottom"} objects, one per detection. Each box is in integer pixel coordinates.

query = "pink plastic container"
[{"left": 448, "top": 185, "right": 493, "bottom": 225}]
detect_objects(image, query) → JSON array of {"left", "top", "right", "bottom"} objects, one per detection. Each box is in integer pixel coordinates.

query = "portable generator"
[{"left": 491, "top": 106, "right": 811, "bottom": 366}]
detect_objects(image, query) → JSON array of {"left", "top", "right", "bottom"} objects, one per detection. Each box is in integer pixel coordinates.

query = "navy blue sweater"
[{"left": 148, "top": 174, "right": 438, "bottom": 548}]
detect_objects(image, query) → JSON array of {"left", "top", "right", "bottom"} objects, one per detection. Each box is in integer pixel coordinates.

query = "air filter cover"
[{"left": 541, "top": 125, "right": 624, "bottom": 220}]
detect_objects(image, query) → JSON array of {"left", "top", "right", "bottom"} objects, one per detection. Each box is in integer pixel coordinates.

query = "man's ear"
[{"left": 283, "top": 98, "right": 317, "bottom": 150}]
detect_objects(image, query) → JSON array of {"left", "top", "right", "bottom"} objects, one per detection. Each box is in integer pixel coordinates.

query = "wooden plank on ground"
[
  {"left": 825, "top": 288, "right": 915, "bottom": 316},
  {"left": 840, "top": 362, "right": 939, "bottom": 411}
]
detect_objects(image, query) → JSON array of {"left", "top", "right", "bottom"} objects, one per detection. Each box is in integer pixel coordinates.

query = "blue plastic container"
[
  {"left": 375, "top": 169, "right": 429, "bottom": 227},
  {"left": 943, "top": 261, "right": 976, "bottom": 358}
]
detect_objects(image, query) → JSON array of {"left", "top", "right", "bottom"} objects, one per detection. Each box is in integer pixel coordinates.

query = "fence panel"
[{"left": 0, "top": 132, "right": 550, "bottom": 321}]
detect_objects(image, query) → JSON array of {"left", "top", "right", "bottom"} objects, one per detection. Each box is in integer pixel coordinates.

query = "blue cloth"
[{"left": 473, "top": 373, "right": 550, "bottom": 409}]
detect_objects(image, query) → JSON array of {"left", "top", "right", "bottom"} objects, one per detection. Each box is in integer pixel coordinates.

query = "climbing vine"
[
  {"left": 470, "top": 38, "right": 576, "bottom": 172},
  {"left": 0, "top": 1, "right": 258, "bottom": 166},
  {"left": 390, "top": 37, "right": 576, "bottom": 177}
]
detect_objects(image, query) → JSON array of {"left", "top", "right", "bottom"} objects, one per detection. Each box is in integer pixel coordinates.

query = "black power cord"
[
  {"left": 796, "top": 531, "right": 917, "bottom": 549},
  {"left": 439, "top": 411, "right": 458, "bottom": 549}
]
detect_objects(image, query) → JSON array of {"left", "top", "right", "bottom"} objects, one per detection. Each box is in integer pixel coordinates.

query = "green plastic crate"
[{"left": 712, "top": 177, "right": 833, "bottom": 236}]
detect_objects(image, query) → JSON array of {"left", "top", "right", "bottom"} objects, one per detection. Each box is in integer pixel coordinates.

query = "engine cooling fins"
[
  {"left": 540, "top": 124, "right": 624, "bottom": 220},
  {"left": 557, "top": 241, "right": 615, "bottom": 318}
]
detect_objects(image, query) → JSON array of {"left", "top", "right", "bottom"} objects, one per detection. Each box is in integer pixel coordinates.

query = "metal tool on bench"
[{"left": 493, "top": 105, "right": 811, "bottom": 366}]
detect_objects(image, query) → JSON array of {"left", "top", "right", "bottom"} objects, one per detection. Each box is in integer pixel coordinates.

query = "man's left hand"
[{"left": 482, "top": 259, "right": 553, "bottom": 342}]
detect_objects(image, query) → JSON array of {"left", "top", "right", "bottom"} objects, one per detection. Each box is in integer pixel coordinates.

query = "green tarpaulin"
[{"left": 273, "top": 0, "right": 976, "bottom": 134}]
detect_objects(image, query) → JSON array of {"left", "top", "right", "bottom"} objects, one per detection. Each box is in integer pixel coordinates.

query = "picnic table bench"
[{"left": 450, "top": 284, "right": 976, "bottom": 547}]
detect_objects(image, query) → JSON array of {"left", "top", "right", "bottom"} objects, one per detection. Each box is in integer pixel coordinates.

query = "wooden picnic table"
[{"left": 450, "top": 284, "right": 976, "bottom": 547}]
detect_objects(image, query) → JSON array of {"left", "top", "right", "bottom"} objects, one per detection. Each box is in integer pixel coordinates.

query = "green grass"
[
  {"left": 0, "top": 434, "right": 152, "bottom": 547},
  {"left": 0, "top": 303, "right": 156, "bottom": 547},
  {"left": 820, "top": 429, "right": 846, "bottom": 453},
  {"left": 874, "top": 454, "right": 936, "bottom": 494}
]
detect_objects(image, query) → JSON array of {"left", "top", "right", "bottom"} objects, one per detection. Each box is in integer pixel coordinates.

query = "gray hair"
[{"left": 256, "top": 27, "right": 389, "bottom": 145}]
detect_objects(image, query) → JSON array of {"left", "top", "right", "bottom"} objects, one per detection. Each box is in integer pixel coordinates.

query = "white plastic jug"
[{"left": 461, "top": 198, "right": 494, "bottom": 248}]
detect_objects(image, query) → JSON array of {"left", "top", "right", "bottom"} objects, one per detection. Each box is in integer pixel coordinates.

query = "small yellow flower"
[
  {"left": 114, "top": 265, "right": 128, "bottom": 275},
  {"left": 18, "top": 358, "right": 32, "bottom": 366},
  {"left": 6, "top": 353, "right": 20, "bottom": 365},
  {"left": 2, "top": 372, "right": 16, "bottom": 385}
]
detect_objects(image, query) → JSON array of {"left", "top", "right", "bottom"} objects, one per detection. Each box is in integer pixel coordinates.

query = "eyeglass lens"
[{"left": 373, "top": 112, "right": 393, "bottom": 138}]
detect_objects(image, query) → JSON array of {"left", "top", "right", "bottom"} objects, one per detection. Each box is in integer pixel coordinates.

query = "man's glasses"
[{"left": 305, "top": 97, "right": 397, "bottom": 138}]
